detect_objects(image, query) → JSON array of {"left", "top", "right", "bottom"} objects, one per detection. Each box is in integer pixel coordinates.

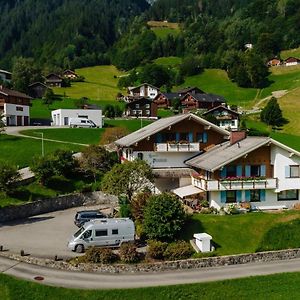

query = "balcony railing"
[
  {"left": 192, "top": 176, "right": 278, "bottom": 191},
  {"left": 155, "top": 142, "right": 200, "bottom": 152}
]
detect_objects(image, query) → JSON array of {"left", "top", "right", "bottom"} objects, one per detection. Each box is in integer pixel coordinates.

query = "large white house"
[
  {"left": 51, "top": 109, "right": 102, "bottom": 127},
  {"left": 128, "top": 83, "right": 160, "bottom": 100},
  {"left": 115, "top": 113, "right": 300, "bottom": 209}
]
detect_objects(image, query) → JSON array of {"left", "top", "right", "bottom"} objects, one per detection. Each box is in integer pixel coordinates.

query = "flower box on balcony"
[{"left": 221, "top": 176, "right": 267, "bottom": 183}]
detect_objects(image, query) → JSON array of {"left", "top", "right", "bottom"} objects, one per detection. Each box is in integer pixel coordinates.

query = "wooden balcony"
[
  {"left": 192, "top": 176, "right": 278, "bottom": 191},
  {"left": 155, "top": 142, "right": 200, "bottom": 152}
]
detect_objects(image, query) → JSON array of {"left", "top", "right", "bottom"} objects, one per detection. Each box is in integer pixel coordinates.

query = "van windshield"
[{"left": 74, "top": 227, "right": 85, "bottom": 238}]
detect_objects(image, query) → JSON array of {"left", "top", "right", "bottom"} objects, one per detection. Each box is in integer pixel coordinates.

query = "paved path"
[{"left": 1, "top": 256, "right": 300, "bottom": 289}]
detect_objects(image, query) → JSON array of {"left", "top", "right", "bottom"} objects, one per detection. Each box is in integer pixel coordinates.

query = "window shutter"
[
  {"left": 221, "top": 191, "right": 226, "bottom": 203},
  {"left": 236, "top": 165, "right": 243, "bottom": 177},
  {"left": 285, "top": 166, "right": 290, "bottom": 178},
  {"left": 236, "top": 190, "right": 242, "bottom": 202},
  {"left": 156, "top": 133, "right": 162, "bottom": 143},
  {"left": 220, "top": 167, "right": 227, "bottom": 178},
  {"left": 188, "top": 132, "right": 193, "bottom": 142},
  {"left": 245, "top": 165, "right": 251, "bottom": 177},
  {"left": 260, "top": 165, "right": 266, "bottom": 177},
  {"left": 203, "top": 132, "right": 208, "bottom": 143},
  {"left": 260, "top": 190, "right": 266, "bottom": 201},
  {"left": 245, "top": 190, "right": 251, "bottom": 201},
  {"left": 175, "top": 132, "right": 180, "bottom": 142}
]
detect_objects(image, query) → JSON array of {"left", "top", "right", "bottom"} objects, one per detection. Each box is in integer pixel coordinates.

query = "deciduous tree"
[{"left": 0, "top": 162, "right": 20, "bottom": 193}]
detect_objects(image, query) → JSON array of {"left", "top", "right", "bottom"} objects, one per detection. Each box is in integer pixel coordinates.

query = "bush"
[
  {"left": 147, "top": 240, "right": 168, "bottom": 260},
  {"left": 163, "top": 241, "right": 193, "bottom": 261},
  {"left": 256, "top": 219, "right": 300, "bottom": 252},
  {"left": 84, "top": 247, "right": 118, "bottom": 264},
  {"left": 135, "top": 221, "right": 147, "bottom": 241},
  {"left": 119, "top": 242, "right": 140, "bottom": 263}
]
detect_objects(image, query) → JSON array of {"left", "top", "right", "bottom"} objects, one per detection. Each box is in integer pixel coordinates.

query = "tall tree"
[{"left": 260, "top": 97, "right": 287, "bottom": 127}]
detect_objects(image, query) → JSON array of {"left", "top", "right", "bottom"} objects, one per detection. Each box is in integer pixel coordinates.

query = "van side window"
[
  {"left": 95, "top": 229, "right": 108, "bottom": 237},
  {"left": 112, "top": 229, "right": 118, "bottom": 235},
  {"left": 83, "top": 230, "right": 92, "bottom": 239}
]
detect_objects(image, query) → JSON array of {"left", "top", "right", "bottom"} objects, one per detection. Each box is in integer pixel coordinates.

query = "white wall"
[
  {"left": 3, "top": 103, "right": 30, "bottom": 126},
  {"left": 219, "top": 119, "right": 238, "bottom": 130},
  {"left": 51, "top": 109, "right": 102, "bottom": 127}
]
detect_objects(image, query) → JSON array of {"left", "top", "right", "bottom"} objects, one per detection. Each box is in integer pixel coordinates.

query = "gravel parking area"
[{"left": 0, "top": 205, "right": 111, "bottom": 259}]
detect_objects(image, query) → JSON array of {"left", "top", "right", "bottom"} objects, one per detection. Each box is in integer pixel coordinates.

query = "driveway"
[{"left": 0, "top": 205, "right": 110, "bottom": 259}]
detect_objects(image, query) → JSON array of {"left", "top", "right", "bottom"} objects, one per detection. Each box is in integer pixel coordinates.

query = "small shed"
[{"left": 193, "top": 233, "right": 212, "bottom": 253}]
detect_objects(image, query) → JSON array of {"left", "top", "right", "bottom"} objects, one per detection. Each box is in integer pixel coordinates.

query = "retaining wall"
[{"left": 0, "top": 192, "right": 118, "bottom": 223}]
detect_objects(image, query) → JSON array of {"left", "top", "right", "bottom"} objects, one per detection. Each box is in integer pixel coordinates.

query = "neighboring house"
[
  {"left": 153, "top": 92, "right": 180, "bottom": 108},
  {"left": 125, "top": 97, "right": 158, "bottom": 119},
  {"left": 0, "top": 69, "right": 12, "bottom": 83},
  {"left": 115, "top": 113, "right": 300, "bottom": 210},
  {"left": 28, "top": 82, "right": 48, "bottom": 99},
  {"left": 45, "top": 73, "right": 63, "bottom": 87},
  {"left": 180, "top": 93, "right": 226, "bottom": 111},
  {"left": 0, "top": 86, "right": 31, "bottom": 126},
  {"left": 202, "top": 105, "right": 240, "bottom": 130},
  {"left": 177, "top": 87, "right": 204, "bottom": 97},
  {"left": 63, "top": 69, "right": 79, "bottom": 80},
  {"left": 267, "top": 58, "right": 282, "bottom": 67},
  {"left": 128, "top": 83, "right": 160, "bottom": 100},
  {"left": 284, "top": 57, "right": 300, "bottom": 66},
  {"left": 51, "top": 109, "right": 102, "bottom": 127}
]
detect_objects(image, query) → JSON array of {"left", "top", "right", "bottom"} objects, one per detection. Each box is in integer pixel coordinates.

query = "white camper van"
[
  {"left": 69, "top": 117, "right": 97, "bottom": 128},
  {"left": 67, "top": 218, "right": 135, "bottom": 253}
]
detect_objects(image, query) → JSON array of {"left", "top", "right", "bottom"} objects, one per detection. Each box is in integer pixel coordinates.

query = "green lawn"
[
  {"left": 178, "top": 69, "right": 259, "bottom": 106},
  {"left": 20, "top": 128, "right": 105, "bottom": 145},
  {"left": 281, "top": 47, "right": 300, "bottom": 60},
  {"left": 148, "top": 21, "right": 180, "bottom": 39},
  {"left": 157, "top": 109, "right": 175, "bottom": 118},
  {"left": 0, "top": 134, "right": 82, "bottom": 168},
  {"left": 1, "top": 272, "right": 300, "bottom": 300},
  {"left": 154, "top": 56, "right": 182, "bottom": 67},
  {"left": 182, "top": 211, "right": 300, "bottom": 256},
  {"left": 52, "top": 65, "right": 125, "bottom": 100}
]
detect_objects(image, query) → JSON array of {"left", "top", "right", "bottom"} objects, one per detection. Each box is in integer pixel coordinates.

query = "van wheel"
[{"left": 75, "top": 244, "right": 84, "bottom": 253}]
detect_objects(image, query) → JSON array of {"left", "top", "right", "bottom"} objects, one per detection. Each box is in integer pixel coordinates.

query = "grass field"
[
  {"left": 281, "top": 47, "right": 300, "bottom": 60},
  {"left": 53, "top": 65, "right": 125, "bottom": 100},
  {"left": 154, "top": 56, "right": 182, "bottom": 67},
  {"left": 0, "top": 134, "right": 82, "bottom": 168},
  {"left": 147, "top": 21, "right": 180, "bottom": 39},
  {"left": 182, "top": 211, "right": 300, "bottom": 256},
  {"left": 1, "top": 272, "right": 300, "bottom": 300}
]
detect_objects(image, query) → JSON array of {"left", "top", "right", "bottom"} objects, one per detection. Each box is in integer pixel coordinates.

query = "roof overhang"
[{"left": 172, "top": 185, "right": 205, "bottom": 198}]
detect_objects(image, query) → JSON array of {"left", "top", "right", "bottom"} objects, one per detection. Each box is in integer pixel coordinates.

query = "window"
[
  {"left": 196, "top": 133, "right": 203, "bottom": 142},
  {"left": 226, "top": 191, "right": 236, "bottom": 203},
  {"left": 80, "top": 120, "right": 87, "bottom": 123},
  {"left": 95, "top": 229, "right": 108, "bottom": 237},
  {"left": 132, "top": 110, "right": 136, "bottom": 114},
  {"left": 227, "top": 166, "right": 236, "bottom": 177},
  {"left": 78, "top": 115, "right": 88, "bottom": 119},
  {"left": 82, "top": 230, "right": 92, "bottom": 239},
  {"left": 180, "top": 132, "right": 188, "bottom": 141},
  {"left": 290, "top": 166, "right": 300, "bottom": 178},
  {"left": 251, "top": 165, "right": 260, "bottom": 177},
  {"left": 146, "top": 110, "right": 150, "bottom": 115},
  {"left": 135, "top": 104, "right": 140, "bottom": 109},
  {"left": 146, "top": 104, "right": 150, "bottom": 108},
  {"left": 250, "top": 190, "right": 260, "bottom": 202},
  {"left": 137, "top": 152, "right": 143, "bottom": 160},
  {"left": 16, "top": 106, "right": 23, "bottom": 111},
  {"left": 112, "top": 229, "right": 118, "bottom": 235},
  {"left": 278, "top": 190, "right": 298, "bottom": 201}
]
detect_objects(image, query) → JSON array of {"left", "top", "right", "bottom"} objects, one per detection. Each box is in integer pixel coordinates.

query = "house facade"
[
  {"left": 0, "top": 69, "right": 12, "bottom": 83},
  {"left": 128, "top": 83, "right": 160, "bottom": 100},
  {"left": 284, "top": 57, "right": 300, "bottom": 66},
  {"left": 125, "top": 97, "right": 158, "bottom": 119},
  {"left": 115, "top": 114, "right": 300, "bottom": 209},
  {"left": 63, "top": 69, "right": 78, "bottom": 79},
  {"left": 202, "top": 105, "right": 240, "bottom": 130},
  {"left": 180, "top": 93, "right": 226, "bottom": 111},
  {"left": 28, "top": 82, "right": 48, "bottom": 99},
  {"left": 177, "top": 87, "right": 204, "bottom": 97},
  {"left": 267, "top": 58, "right": 282, "bottom": 67},
  {"left": 153, "top": 93, "right": 179, "bottom": 108},
  {"left": 0, "top": 86, "right": 31, "bottom": 126},
  {"left": 45, "top": 73, "right": 63, "bottom": 87}
]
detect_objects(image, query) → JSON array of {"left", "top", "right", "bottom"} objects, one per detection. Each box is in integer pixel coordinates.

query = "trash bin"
[{"left": 193, "top": 233, "right": 212, "bottom": 252}]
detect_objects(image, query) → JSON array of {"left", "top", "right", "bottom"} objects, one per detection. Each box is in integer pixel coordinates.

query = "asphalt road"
[
  {"left": 0, "top": 206, "right": 110, "bottom": 259},
  {"left": 1, "top": 256, "right": 300, "bottom": 289}
]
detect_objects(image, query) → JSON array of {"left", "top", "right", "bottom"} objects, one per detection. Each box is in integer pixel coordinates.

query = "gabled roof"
[
  {"left": 182, "top": 93, "right": 226, "bottom": 103},
  {"left": 0, "top": 87, "right": 31, "bottom": 99},
  {"left": 155, "top": 92, "right": 180, "bottom": 100},
  {"left": 284, "top": 57, "right": 300, "bottom": 62},
  {"left": 63, "top": 69, "right": 77, "bottom": 75},
  {"left": 45, "top": 73, "right": 63, "bottom": 80},
  {"left": 128, "top": 83, "right": 159, "bottom": 91},
  {"left": 115, "top": 113, "right": 230, "bottom": 147},
  {"left": 177, "top": 86, "right": 204, "bottom": 94},
  {"left": 186, "top": 136, "right": 300, "bottom": 172},
  {"left": 202, "top": 105, "right": 240, "bottom": 116},
  {"left": 28, "top": 82, "right": 48, "bottom": 88}
]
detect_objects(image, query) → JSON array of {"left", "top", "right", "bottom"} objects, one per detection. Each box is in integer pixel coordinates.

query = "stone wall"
[
  {"left": 1, "top": 248, "right": 300, "bottom": 274},
  {"left": 0, "top": 192, "right": 118, "bottom": 223}
]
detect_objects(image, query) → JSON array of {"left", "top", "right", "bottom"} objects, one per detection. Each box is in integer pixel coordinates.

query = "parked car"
[
  {"left": 74, "top": 210, "right": 107, "bottom": 227},
  {"left": 69, "top": 117, "right": 97, "bottom": 128},
  {"left": 68, "top": 218, "right": 135, "bottom": 253}
]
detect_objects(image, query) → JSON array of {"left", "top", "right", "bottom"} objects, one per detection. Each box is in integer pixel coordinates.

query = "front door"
[
  {"left": 64, "top": 117, "right": 69, "bottom": 125},
  {"left": 24, "top": 116, "right": 29, "bottom": 126},
  {"left": 17, "top": 116, "right": 22, "bottom": 126}
]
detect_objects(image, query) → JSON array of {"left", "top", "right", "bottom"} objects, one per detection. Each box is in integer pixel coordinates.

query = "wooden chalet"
[
  {"left": 284, "top": 57, "right": 300, "bottom": 66},
  {"left": 63, "top": 69, "right": 79, "bottom": 79},
  {"left": 28, "top": 82, "right": 48, "bottom": 99},
  {"left": 125, "top": 97, "right": 158, "bottom": 119},
  {"left": 45, "top": 73, "right": 63, "bottom": 87},
  {"left": 180, "top": 93, "right": 226, "bottom": 111},
  {"left": 267, "top": 58, "right": 282, "bottom": 67},
  {"left": 177, "top": 87, "right": 204, "bottom": 97},
  {"left": 153, "top": 92, "right": 180, "bottom": 108}
]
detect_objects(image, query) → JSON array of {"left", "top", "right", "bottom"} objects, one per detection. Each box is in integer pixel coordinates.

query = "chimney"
[{"left": 230, "top": 131, "right": 246, "bottom": 145}]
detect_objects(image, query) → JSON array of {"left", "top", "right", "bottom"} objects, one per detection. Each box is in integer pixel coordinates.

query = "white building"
[
  {"left": 0, "top": 69, "right": 12, "bottom": 83},
  {"left": 128, "top": 83, "right": 160, "bottom": 100},
  {"left": 51, "top": 109, "right": 102, "bottom": 127},
  {"left": 115, "top": 113, "right": 300, "bottom": 210}
]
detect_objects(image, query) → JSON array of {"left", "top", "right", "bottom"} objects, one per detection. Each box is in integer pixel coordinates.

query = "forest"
[{"left": 0, "top": 0, "right": 300, "bottom": 88}]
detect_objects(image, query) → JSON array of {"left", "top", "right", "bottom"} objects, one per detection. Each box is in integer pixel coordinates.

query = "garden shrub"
[
  {"left": 256, "top": 219, "right": 300, "bottom": 252},
  {"left": 84, "top": 247, "right": 118, "bottom": 264},
  {"left": 163, "top": 241, "right": 193, "bottom": 261},
  {"left": 119, "top": 242, "right": 140, "bottom": 263},
  {"left": 147, "top": 240, "right": 168, "bottom": 260}
]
